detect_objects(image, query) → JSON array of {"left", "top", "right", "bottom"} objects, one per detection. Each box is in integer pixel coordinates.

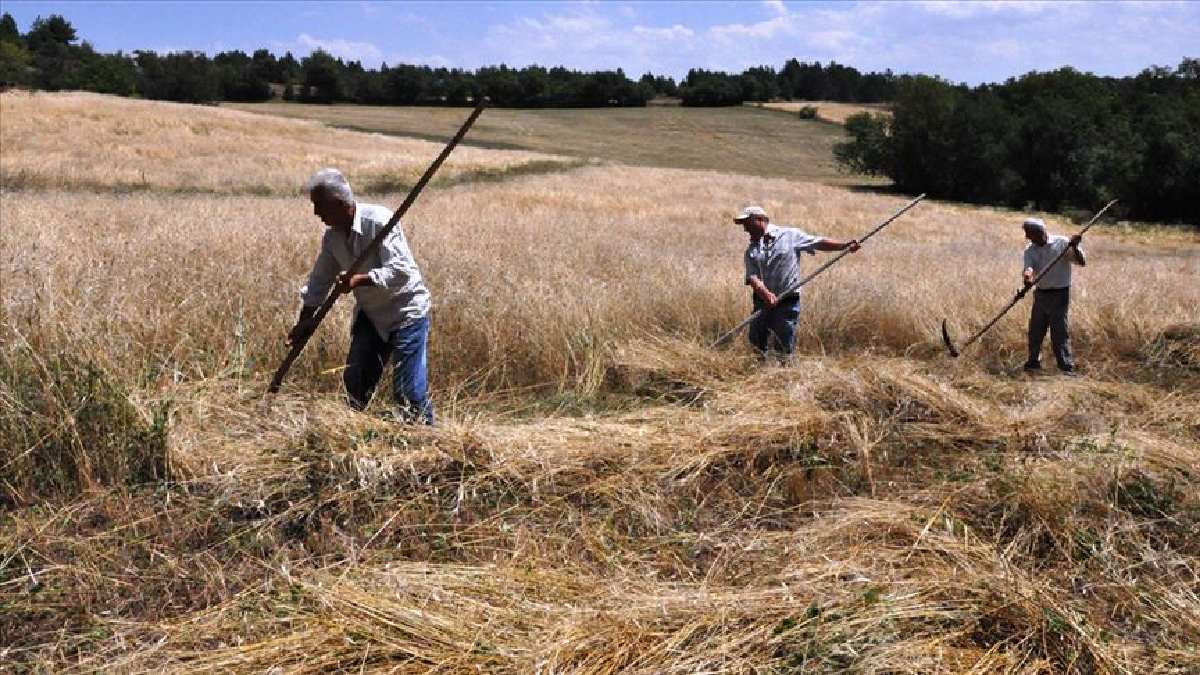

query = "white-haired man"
[
  {"left": 736, "top": 205, "right": 860, "bottom": 358},
  {"left": 288, "top": 168, "right": 434, "bottom": 423},
  {"left": 1021, "top": 217, "right": 1085, "bottom": 374}
]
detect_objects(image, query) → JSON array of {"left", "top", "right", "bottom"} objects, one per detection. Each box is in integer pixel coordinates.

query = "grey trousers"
[{"left": 1027, "top": 287, "right": 1074, "bottom": 371}]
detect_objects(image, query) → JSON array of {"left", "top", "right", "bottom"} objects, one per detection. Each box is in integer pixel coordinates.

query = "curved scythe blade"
[{"left": 941, "top": 319, "right": 960, "bottom": 357}]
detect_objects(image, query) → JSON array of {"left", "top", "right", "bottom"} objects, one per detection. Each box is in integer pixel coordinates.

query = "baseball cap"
[{"left": 735, "top": 205, "right": 768, "bottom": 222}]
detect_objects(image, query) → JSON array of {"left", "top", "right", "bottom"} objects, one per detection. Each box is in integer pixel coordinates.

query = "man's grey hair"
[{"left": 305, "top": 168, "right": 354, "bottom": 204}]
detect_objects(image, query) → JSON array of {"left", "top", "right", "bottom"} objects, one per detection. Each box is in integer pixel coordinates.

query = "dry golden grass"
[
  {"left": 748, "top": 100, "right": 893, "bottom": 125},
  {"left": 3, "top": 92, "right": 1199, "bottom": 673},
  {"left": 0, "top": 91, "right": 579, "bottom": 195},
  {"left": 3, "top": 163, "right": 1195, "bottom": 397},
  {"left": 225, "top": 99, "right": 869, "bottom": 185}
]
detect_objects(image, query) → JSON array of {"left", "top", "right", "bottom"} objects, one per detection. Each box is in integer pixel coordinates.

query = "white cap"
[
  {"left": 1022, "top": 217, "right": 1046, "bottom": 231},
  {"left": 735, "top": 205, "right": 768, "bottom": 222}
]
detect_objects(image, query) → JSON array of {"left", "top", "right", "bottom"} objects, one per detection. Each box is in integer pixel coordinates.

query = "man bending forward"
[{"left": 288, "top": 168, "right": 434, "bottom": 423}]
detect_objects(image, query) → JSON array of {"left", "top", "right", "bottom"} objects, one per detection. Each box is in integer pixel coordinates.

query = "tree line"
[
  {"left": 834, "top": 62, "right": 1199, "bottom": 224},
  {"left": 679, "top": 61, "right": 903, "bottom": 106},
  {"left": 0, "top": 13, "right": 900, "bottom": 107}
]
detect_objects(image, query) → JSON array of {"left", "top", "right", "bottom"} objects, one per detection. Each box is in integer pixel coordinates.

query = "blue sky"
[{"left": 2, "top": 1, "right": 1196, "bottom": 84}]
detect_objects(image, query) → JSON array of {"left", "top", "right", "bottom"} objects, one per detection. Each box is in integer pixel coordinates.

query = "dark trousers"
[
  {"left": 747, "top": 296, "right": 801, "bottom": 359},
  {"left": 1026, "top": 287, "right": 1074, "bottom": 371},
  {"left": 344, "top": 312, "right": 434, "bottom": 424}
]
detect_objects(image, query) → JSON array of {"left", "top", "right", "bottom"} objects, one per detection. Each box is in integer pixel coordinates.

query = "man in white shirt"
[
  {"left": 287, "top": 168, "right": 434, "bottom": 423},
  {"left": 1021, "top": 217, "right": 1085, "bottom": 373},
  {"left": 737, "top": 205, "right": 860, "bottom": 359}
]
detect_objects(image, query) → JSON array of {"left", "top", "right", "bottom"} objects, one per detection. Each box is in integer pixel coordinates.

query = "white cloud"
[
  {"left": 296, "top": 33, "right": 384, "bottom": 63},
  {"left": 763, "top": 0, "right": 788, "bottom": 17},
  {"left": 632, "top": 24, "right": 695, "bottom": 41},
  {"left": 480, "top": 8, "right": 704, "bottom": 73},
  {"left": 980, "top": 38, "right": 1023, "bottom": 60},
  {"left": 465, "top": 0, "right": 1197, "bottom": 84},
  {"left": 915, "top": 1, "right": 1066, "bottom": 19},
  {"left": 708, "top": 15, "right": 795, "bottom": 43},
  {"left": 807, "top": 30, "right": 857, "bottom": 51}
]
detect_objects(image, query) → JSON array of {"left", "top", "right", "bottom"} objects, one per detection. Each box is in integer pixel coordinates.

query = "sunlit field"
[
  {"left": 223, "top": 99, "right": 870, "bottom": 185},
  {"left": 2, "top": 92, "right": 1198, "bottom": 673},
  {"left": 746, "top": 100, "right": 893, "bottom": 125},
  {"left": 0, "top": 91, "right": 578, "bottom": 195}
]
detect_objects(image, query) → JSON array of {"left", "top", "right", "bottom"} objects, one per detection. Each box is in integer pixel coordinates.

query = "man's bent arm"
[
  {"left": 364, "top": 229, "right": 417, "bottom": 290},
  {"left": 814, "top": 238, "right": 859, "bottom": 252},
  {"left": 301, "top": 241, "right": 339, "bottom": 306},
  {"left": 746, "top": 275, "right": 777, "bottom": 305},
  {"left": 1070, "top": 236, "right": 1086, "bottom": 266}
]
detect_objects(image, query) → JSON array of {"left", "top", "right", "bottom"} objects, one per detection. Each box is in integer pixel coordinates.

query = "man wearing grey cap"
[
  {"left": 736, "top": 205, "right": 860, "bottom": 359},
  {"left": 1021, "top": 217, "right": 1085, "bottom": 373}
]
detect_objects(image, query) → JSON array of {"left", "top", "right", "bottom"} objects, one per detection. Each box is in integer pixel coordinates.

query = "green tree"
[
  {"left": 0, "top": 39, "right": 32, "bottom": 85},
  {"left": 78, "top": 51, "right": 136, "bottom": 95},
  {"left": 834, "top": 112, "right": 893, "bottom": 176},
  {"left": 301, "top": 49, "right": 345, "bottom": 103},
  {"left": 25, "top": 14, "right": 75, "bottom": 52},
  {"left": 887, "top": 76, "right": 963, "bottom": 195},
  {"left": 0, "top": 12, "right": 20, "bottom": 44}
]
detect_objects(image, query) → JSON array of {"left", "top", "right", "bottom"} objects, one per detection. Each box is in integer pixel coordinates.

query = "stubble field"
[
  {"left": 744, "top": 100, "right": 892, "bottom": 125},
  {"left": 223, "top": 100, "right": 867, "bottom": 185},
  {"left": 2, "top": 91, "right": 1199, "bottom": 673}
]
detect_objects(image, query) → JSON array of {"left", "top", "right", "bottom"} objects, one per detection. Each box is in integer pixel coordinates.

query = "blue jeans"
[
  {"left": 747, "top": 296, "right": 800, "bottom": 359},
  {"left": 344, "top": 312, "right": 434, "bottom": 424}
]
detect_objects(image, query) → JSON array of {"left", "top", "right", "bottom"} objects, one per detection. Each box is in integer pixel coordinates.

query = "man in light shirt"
[
  {"left": 288, "top": 168, "right": 434, "bottom": 423},
  {"left": 1021, "top": 217, "right": 1085, "bottom": 374},
  {"left": 737, "top": 205, "right": 860, "bottom": 359}
]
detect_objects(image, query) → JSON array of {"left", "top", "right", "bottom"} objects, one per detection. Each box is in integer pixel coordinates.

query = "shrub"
[{"left": 0, "top": 338, "right": 169, "bottom": 506}]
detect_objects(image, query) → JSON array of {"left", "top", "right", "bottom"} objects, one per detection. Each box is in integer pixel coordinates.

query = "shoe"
[
  {"left": 1023, "top": 362, "right": 1042, "bottom": 372},
  {"left": 1058, "top": 366, "right": 1080, "bottom": 377}
]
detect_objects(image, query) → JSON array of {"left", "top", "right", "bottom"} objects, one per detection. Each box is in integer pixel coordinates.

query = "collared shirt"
[
  {"left": 1023, "top": 234, "right": 1083, "bottom": 290},
  {"left": 300, "top": 202, "right": 431, "bottom": 339},
  {"left": 744, "top": 224, "right": 825, "bottom": 296}
]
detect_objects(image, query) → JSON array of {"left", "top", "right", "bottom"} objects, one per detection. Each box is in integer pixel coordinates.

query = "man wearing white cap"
[
  {"left": 735, "top": 205, "right": 860, "bottom": 358},
  {"left": 1021, "top": 217, "right": 1085, "bottom": 373}
]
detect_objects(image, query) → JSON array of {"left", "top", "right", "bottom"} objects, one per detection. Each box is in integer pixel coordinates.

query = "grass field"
[
  {"left": 3, "top": 92, "right": 1199, "bottom": 673},
  {"left": 746, "top": 100, "right": 892, "bottom": 125},
  {"left": 223, "top": 100, "right": 870, "bottom": 185},
  {"left": 1, "top": 92, "right": 580, "bottom": 196}
]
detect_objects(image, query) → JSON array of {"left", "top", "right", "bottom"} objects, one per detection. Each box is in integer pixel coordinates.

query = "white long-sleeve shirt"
[
  {"left": 1023, "top": 234, "right": 1084, "bottom": 290},
  {"left": 300, "top": 202, "right": 430, "bottom": 339}
]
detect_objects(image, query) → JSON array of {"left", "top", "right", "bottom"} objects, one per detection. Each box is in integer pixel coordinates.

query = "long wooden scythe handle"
[
  {"left": 941, "top": 198, "right": 1118, "bottom": 357},
  {"left": 711, "top": 193, "right": 926, "bottom": 348},
  {"left": 266, "top": 100, "right": 487, "bottom": 395}
]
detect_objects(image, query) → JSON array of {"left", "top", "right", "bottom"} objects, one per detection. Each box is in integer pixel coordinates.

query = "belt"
[{"left": 1035, "top": 286, "right": 1070, "bottom": 292}]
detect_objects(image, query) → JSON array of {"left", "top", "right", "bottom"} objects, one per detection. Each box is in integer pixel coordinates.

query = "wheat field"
[
  {"left": 2, "top": 92, "right": 1199, "bottom": 673},
  {"left": 224, "top": 99, "right": 866, "bottom": 184},
  {"left": 746, "top": 100, "right": 893, "bottom": 125}
]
